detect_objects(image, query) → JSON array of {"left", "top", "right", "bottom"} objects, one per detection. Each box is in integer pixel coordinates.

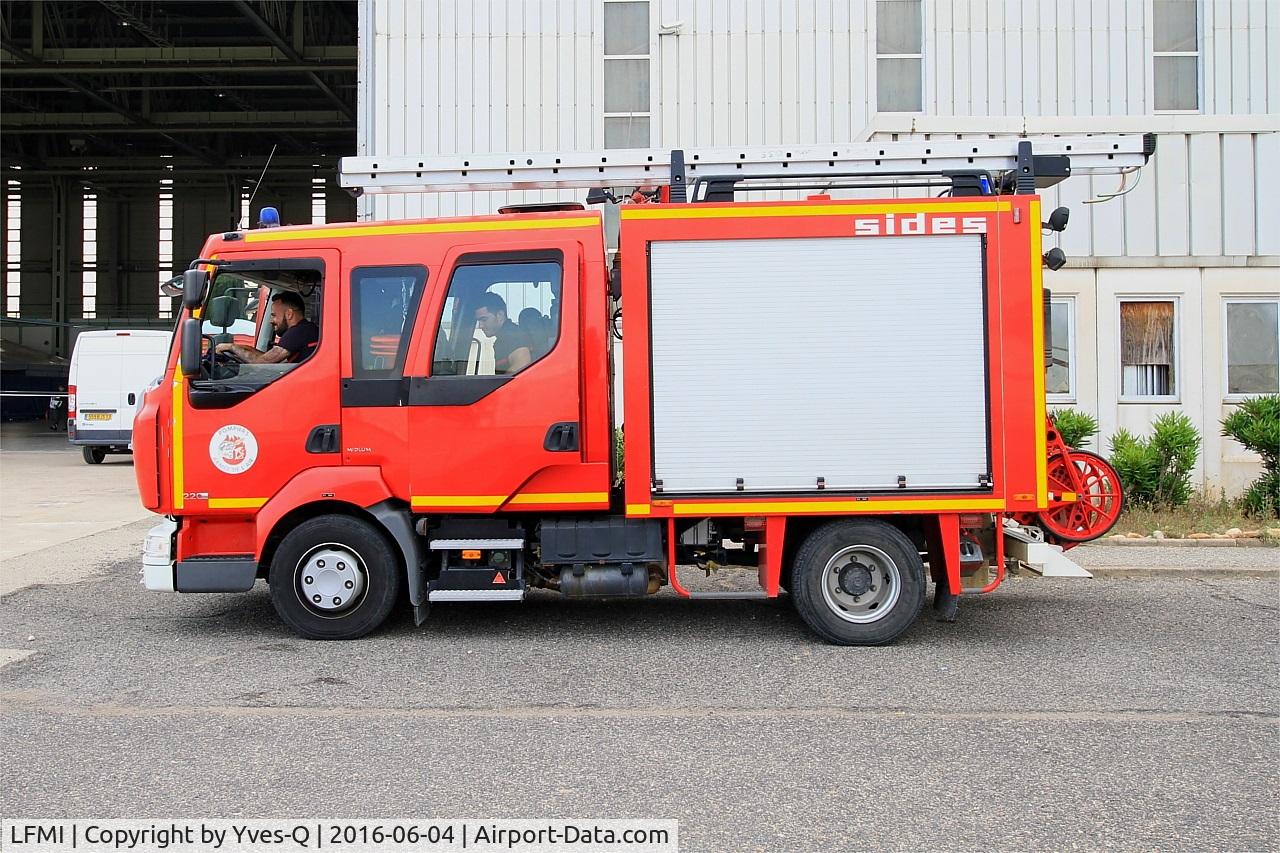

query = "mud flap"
[
  {"left": 366, "top": 500, "right": 428, "bottom": 610},
  {"left": 933, "top": 581, "right": 959, "bottom": 622}
]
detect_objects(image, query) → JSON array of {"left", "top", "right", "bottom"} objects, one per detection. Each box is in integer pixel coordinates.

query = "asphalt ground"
[{"left": 2, "top": 428, "right": 1278, "bottom": 851}]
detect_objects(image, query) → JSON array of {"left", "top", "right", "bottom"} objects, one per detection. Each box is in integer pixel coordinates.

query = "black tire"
[
  {"left": 82, "top": 446, "right": 106, "bottom": 464},
  {"left": 790, "top": 519, "right": 926, "bottom": 646},
  {"left": 268, "top": 514, "right": 403, "bottom": 640}
]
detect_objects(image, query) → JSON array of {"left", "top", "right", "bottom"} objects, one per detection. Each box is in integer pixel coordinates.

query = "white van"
[{"left": 68, "top": 330, "right": 171, "bottom": 464}]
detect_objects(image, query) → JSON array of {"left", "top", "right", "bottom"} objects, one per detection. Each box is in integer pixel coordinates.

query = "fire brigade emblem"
[{"left": 209, "top": 424, "right": 259, "bottom": 475}]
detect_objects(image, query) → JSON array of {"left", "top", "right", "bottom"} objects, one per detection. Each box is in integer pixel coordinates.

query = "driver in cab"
[{"left": 216, "top": 291, "right": 318, "bottom": 364}]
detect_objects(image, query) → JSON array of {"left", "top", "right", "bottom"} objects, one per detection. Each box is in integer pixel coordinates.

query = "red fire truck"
[{"left": 135, "top": 135, "right": 1152, "bottom": 644}]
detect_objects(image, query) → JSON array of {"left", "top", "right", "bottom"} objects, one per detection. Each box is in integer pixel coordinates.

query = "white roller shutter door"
[{"left": 647, "top": 235, "right": 990, "bottom": 494}]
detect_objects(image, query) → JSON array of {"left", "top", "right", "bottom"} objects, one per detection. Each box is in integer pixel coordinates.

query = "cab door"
[
  {"left": 404, "top": 241, "right": 609, "bottom": 513},
  {"left": 174, "top": 249, "right": 340, "bottom": 516}
]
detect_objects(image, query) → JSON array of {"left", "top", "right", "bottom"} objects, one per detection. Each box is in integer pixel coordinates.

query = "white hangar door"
[{"left": 647, "top": 234, "right": 991, "bottom": 495}]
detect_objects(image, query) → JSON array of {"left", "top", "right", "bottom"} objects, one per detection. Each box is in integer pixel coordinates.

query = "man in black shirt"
[
  {"left": 216, "top": 290, "right": 319, "bottom": 364},
  {"left": 474, "top": 292, "right": 533, "bottom": 375}
]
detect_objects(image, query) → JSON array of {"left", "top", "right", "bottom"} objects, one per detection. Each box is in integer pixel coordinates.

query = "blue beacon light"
[{"left": 257, "top": 206, "right": 281, "bottom": 228}]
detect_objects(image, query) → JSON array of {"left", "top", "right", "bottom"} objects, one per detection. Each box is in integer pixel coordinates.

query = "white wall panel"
[
  {"left": 1255, "top": 132, "right": 1280, "bottom": 256},
  {"left": 1187, "top": 134, "right": 1223, "bottom": 257},
  {"left": 359, "top": 0, "right": 1277, "bottom": 258}
]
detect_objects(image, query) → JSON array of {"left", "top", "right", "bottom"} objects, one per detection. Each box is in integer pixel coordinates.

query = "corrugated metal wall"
[{"left": 358, "top": 0, "right": 1279, "bottom": 260}]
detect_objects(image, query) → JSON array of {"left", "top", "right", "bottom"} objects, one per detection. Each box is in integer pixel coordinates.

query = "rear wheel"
[
  {"left": 82, "top": 446, "right": 106, "bottom": 464},
  {"left": 269, "top": 515, "right": 402, "bottom": 640},
  {"left": 790, "top": 520, "right": 926, "bottom": 646}
]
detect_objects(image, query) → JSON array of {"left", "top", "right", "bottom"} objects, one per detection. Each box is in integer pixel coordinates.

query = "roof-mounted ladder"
[{"left": 339, "top": 133, "right": 1156, "bottom": 201}]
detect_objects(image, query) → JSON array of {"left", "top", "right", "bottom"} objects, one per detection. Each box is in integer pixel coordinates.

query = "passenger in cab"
[
  {"left": 474, "top": 292, "right": 533, "bottom": 375},
  {"left": 216, "top": 291, "right": 318, "bottom": 364}
]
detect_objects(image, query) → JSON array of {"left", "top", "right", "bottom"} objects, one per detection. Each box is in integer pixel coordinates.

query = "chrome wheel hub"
[
  {"left": 821, "top": 544, "right": 901, "bottom": 624},
  {"left": 297, "top": 544, "right": 366, "bottom": 614}
]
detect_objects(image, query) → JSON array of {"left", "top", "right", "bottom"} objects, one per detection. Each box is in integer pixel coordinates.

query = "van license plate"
[{"left": 84, "top": 412, "right": 112, "bottom": 422}]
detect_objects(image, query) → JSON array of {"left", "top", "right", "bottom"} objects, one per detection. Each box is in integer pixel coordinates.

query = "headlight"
[{"left": 143, "top": 528, "right": 172, "bottom": 559}]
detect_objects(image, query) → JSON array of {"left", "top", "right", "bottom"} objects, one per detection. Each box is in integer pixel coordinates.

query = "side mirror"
[
  {"left": 160, "top": 275, "right": 184, "bottom": 298},
  {"left": 205, "top": 295, "right": 236, "bottom": 330},
  {"left": 1044, "top": 206, "right": 1070, "bottom": 232},
  {"left": 1043, "top": 247, "right": 1067, "bottom": 271},
  {"left": 182, "top": 268, "right": 208, "bottom": 310},
  {"left": 180, "top": 318, "right": 203, "bottom": 377}
]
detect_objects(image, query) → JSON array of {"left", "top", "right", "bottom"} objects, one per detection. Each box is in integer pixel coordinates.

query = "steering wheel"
[{"left": 202, "top": 336, "right": 247, "bottom": 375}]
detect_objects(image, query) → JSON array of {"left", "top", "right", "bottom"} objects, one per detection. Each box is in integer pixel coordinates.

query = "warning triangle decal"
[{"left": 493, "top": 571, "right": 507, "bottom": 585}]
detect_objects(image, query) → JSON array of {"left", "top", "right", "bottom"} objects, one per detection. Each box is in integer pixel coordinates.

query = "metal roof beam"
[
  {"left": 229, "top": 1, "right": 353, "bottom": 122},
  {"left": 0, "top": 61, "right": 356, "bottom": 76},
  {"left": 3, "top": 124, "right": 352, "bottom": 135},
  {"left": 4, "top": 110, "right": 349, "bottom": 127},
  {"left": 0, "top": 37, "right": 223, "bottom": 166},
  {"left": 2, "top": 45, "right": 355, "bottom": 62}
]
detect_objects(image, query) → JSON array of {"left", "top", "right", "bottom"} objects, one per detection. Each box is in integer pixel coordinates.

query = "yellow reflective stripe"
[
  {"left": 671, "top": 498, "right": 1006, "bottom": 515},
  {"left": 620, "top": 201, "right": 1011, "bottom": 220},
  {"left": 1060, "top": 492, "right": 1077, "bottom": 502},
  {"left": 208, "top": 497, "right": 268, "bottom": 509},
  {"left": 626, "top": 503, "right": 652, "bottom": 515},
  {"left": 411, "top": 492, "right": 608, "bottom": 509},
  {"left": 1029, "top": 198, "right": 1048, "bottom": 510},
  {"left": 411, "top": 495, "right": 505, "bottom": 508},
  {"left": 242, "top": 217, "right": 598, "bottom": 243},
  {"left": 171, "top": 377, "right": 184, "bottom": 510},
  {"left": 507, "top": 492, "right": 609, "bottom": 505}
]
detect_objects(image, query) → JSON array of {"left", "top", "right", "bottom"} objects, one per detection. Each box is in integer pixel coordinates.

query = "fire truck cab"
[{"left": 135, "top": 136, "right": 1152, "bottom": 644}]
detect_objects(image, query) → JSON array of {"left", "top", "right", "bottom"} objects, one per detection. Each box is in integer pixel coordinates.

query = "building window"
[
  {"left": 82, "top": 191, "right": 97, "bottom": 319},
  {"left": 311, "top": 175, "right": 326, "bottom": 225},
  {"left": 158, "top": 179, "right": 174, "bottom": 320},
  {"left": 1047, "top": 298, "right": 1075, "bottom": 400},
  {"left": 1120, "top": 300, "right": 1178, "bottom": 400},
  {"left": 1153, "top": 0, "right": 1199, "bottom": 111},
  {"left": 876, "top": 0, "right": 923, "bottom": 112},
  {"left": 603, "top": 1, "right": 650, "bottom": 149},
  {"left": 1225, "top": 300, "right": 1280, "bottom": 397},
  {"left": 4, "top": 180, "right": 20, "bottom": 317}
]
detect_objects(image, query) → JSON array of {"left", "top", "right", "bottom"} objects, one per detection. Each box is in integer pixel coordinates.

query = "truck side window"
[
  {"left": 431, "top": 259, "right": 562, "bottom": 377},
  {"left": 351, "top": 265, "right": 427, "bottom": 377}
]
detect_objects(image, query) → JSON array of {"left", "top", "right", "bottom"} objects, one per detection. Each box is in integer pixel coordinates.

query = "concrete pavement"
[{"left": 1, "top": 426, "right": 1277, "bottom": 850}]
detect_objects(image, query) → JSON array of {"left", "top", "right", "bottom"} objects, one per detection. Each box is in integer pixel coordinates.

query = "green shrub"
[
  {"left": 1221, "top": 395, "right": 1280, "bottom": 518},
  {"left": 614, "top": 427, "right": 625, "bottom": 485},
  {"left": 1107, "top": 412, "right": 1200, "bottom": 508},
  {"left": 1239, "top": 470, "right": 1280, "bottom": 519},
  {"left": 1050, "top": 408, "right": 1099, "bottom": 449}
]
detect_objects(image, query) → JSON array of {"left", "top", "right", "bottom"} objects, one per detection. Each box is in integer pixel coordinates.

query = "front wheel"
[
  {"left": 790, "top": 520, "right": 926, "bottom": 646},
  {"left": 82, "top": 446, "right": 106, "bottom": 464},
  {"left": 269, "top": 514, "right": 403, "bottom": 640}
]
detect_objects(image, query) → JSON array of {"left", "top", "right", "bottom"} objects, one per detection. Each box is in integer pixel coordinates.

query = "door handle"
[
  {"left": 305, "top": 424, "right": 341, "bottom": 454},
  {"left": 543, "top": 422, "right": 579, "bottom": 452}
]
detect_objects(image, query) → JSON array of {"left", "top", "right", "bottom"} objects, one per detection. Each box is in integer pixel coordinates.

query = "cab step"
[{"left": 426, "top": 526, "right": 526, "bottom": 603}]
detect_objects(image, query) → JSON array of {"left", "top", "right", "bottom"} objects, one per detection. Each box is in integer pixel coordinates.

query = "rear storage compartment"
[{"left": 647, "top": 234, "right": 991, "bottom": 495}]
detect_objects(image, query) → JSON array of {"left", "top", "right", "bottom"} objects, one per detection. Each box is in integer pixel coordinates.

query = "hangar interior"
[{"left": 1, "top": 0, "right": 357, "bottom": 412}]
